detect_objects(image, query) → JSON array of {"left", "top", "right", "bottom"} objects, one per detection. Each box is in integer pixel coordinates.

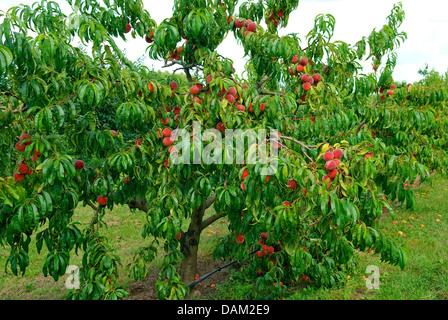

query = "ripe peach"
[
  {"left": 325, "top": 160, "right": 337, "bottom": 171},
  {"left": 333, "top": 149, "right": 343, "bottom": 159},
  {"left": 312, "top": 73, "right": 321, "bottom": 83},
  {"left": 301, "top": 74, "right": 310, "bottom": 83},
  {"left": 228, "top": 87, "right": 237, "bottom": 96},
  {"left": 289, "top": 66, "right": 295, "bottom": 76},
  {"left": 235, "top": 18, "right": 245, "bottom": 28},
  {"left": 216, "top": 122, "right": 225, "bottom": 132},
  {"left": 190, "top": 85, "right": 200, "bottom": 95},
  {"left": 328, "top": 169, "right": 337, "bottom": 179},
  {"left": 287, "top": 179, "right": 297, "bottom": 189},
  {"left": 125, "top": 23, "right": 131, "bottom": 33},
  {"left": 206, "top": 74, "right": 212, "bottom": 83},
  {"left": 242, "top": 169, "right": 249, "bottom": 180},
  {"left": 302, "top": 82, "right": 311, "bottom": 91},
  {"left": 247, "top": 21, "right": 257, "bottom": 32},
  {"left": 260, "top": 103, "right": 266, "bottom": 112},
  {"left": 291, "top": 55, "right": 298, "bottom": 64},
  {"left": 13, "top": 173, "right": 24, "bottom": 182},
  {"left": 162, "top": 137, "right": 173, "bottom": 147},
  {"left": 15, "top": 142, "right": 26, "bottom": 152},
  {"left": 74, "top": 160, "right": 84, "bottom": 170},
  {"left": 161, "top": 117, "right": 169, "bottom": 125},
  {"left": 170, "top": 81, "right": 178, "bottom": 90},
  {"left": 32, "top": 150, "right": 41, "bottom": 162},
  {"left": 162, "top": 128, "right": 172, "bottom": 137},
  {"left": 236, "top": 104, "right": 245, "bottom": 111},
  {"left": 20, "top": 134, "right": 32, "bottom": 145},
  {"left": 18, "top": 163, "right": 29, "bottom": 174},
  {"left": 299, "top": 57, "right": 308, "bottom": 66},
  {"left": 323, "top": 151, "right": 334, "bottom": 162},
  {"left": 296, "top": 64, "right": 304, "bottom": 73},
  {"left": 97, "top": 195, "right": 108, "bottom": 206},
  {"left": 237, "top": 235, "right": 245, "bottom": 244},
  {"left": 225, "top": 94, "right": 235, "bottom": 104}
]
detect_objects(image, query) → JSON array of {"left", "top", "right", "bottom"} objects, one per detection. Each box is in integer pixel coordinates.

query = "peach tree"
[{"left": 1, "top": 0, "right": 447, "bottom": 300}]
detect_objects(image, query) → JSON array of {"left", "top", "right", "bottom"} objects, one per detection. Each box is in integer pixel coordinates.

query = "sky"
[{"left": 1, "top": 0, "right": 447, "bottom": 83}]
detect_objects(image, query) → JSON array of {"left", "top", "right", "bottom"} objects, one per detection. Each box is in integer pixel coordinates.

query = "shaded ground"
[{"left": 126, "top": 257, "right": 234, "bottom": 300}]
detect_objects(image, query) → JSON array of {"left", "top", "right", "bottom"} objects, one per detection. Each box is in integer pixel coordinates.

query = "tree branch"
[
  {"left": 128, "top": 197, "right": 149, "bottom": 213},
  {"left": 85, "top": 197, "right": 98, "bottom": 211},
  {"left": 355, "top": 119, "right": 366, "bottom": 134},
  {"left": 255, "top": 75, "right": 272, "bottom": 91},
  {"left": 200, "top": 193, "right": 216, "bottom": 211},
  {"left": 279, "top": 135, "right": 316, "bottom": 150},
  {"left": 200, "top": 211, "right": 227, "bottom": 231}
]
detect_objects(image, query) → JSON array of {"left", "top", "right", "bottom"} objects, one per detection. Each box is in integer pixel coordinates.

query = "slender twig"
[
  {"left": 260, "top": 90, "right": 285, "bottom": 97},
  {"left": 308, "top": 215, "right": 323, "bottom": 227},
  {"left": 355, "top": 119, "right": 366, "bottom": 134},
  {"left": 85, "top": 197, "right": 98, "bottom": 211}
]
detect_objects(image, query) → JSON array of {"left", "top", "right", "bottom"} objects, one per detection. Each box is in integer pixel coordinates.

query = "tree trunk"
[
  {"left": 179, "top": 193, "right": 217, "bottom": 296},
  {"left": 180, "top": 206, "right": 204, "bottom": 297}
]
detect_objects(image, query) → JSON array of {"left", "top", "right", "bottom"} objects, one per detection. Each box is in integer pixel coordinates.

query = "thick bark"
[{"left": 180, "top": 206, "right": 204, "bottom": 286}]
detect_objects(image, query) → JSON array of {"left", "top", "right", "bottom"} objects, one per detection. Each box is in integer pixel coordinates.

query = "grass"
[{"left": 1, "top": 175, "right": 448, "bottom": 300}]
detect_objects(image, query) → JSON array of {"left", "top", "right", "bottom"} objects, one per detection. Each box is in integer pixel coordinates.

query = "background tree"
[{"left": 1, "top": 0, "right": 447, "bottom": 300}]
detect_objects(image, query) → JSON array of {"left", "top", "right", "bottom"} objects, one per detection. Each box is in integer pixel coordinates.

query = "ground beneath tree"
[{"left": 125, "top": 257, "right": 233, "bottom": 300}]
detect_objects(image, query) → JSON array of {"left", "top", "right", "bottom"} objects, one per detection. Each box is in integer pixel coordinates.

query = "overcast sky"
[{"left": 1, "top": 0, "right": 447, "bottom": 83}]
